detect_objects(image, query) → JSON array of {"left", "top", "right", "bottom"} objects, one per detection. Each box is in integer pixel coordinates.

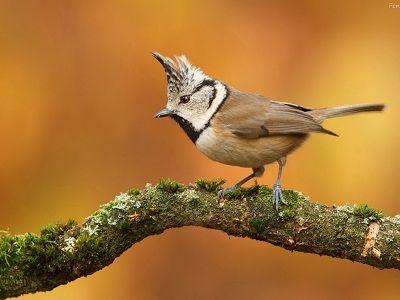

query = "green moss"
[
  {"left": 74, "top": 232, "right": 106, "bottom": 268},
  {"left": 258, "top": 186, "right": 273, "bottom": 198},
  {"left": 223, "top": 184, "right": 261, "bottom": 200},
  {"left": 262, "top": 190, "right": 303, "bottom": 220},
  {"left": 177, "top": 189, "right": 202, "bottom": 208},
  {"left": 117, "top": 218, "right": 131, "bottom": 232},
  {"left": 195, "top": 179, "right": 225, "bottom": 192},
  {"left": 40, "top": 224, "right": 62, "bottom": 237},
  {"left": 0, "top": 234, "right": 12, "bottom": 268},
  {"left": 40, "top": 220, "right": 77, "bottom": 238},
  {"left": 0, "top": 219, "right": 80, "bottom": 287},
  {"left": 250, "top": 217, "right": 268, "bottom": 233},
  {"left": 283, "top": 190, "right": 304, "bottom": 206},
  {"left": 354, "top": 204, "right": 383, "bottom": 221},
  {"left": 0, "top": 231, "right": 75, "bottom": 288},
  {"left": 246, "top": 184, "right": 261, "bottom": 195},
  {"left": 188, "top": 197, "right": 200, "bottom": 208},
  {"left": 156, "top": 178, "right": 183, "bottom": 193},
  {"left": 127, "top": 188, "right": 140, "bottom": 196},
  {"left": 279, "top": 207, "right": 296, "bottom": 219}
]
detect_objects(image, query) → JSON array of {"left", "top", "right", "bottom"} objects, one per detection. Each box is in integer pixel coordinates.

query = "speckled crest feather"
[
  {"left": 152, "top": 52, "right": 210, "bottom": 100},
  {"left": 174, "top": 55, "right": 209, "bottom": 89},
  {"left": 152, "top": 52, "right": 182, "bottom": 97}
]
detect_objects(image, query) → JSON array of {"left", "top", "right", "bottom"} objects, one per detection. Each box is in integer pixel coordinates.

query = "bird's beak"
[{"left": 154, "top": 107, "right": 173, "bottom": 118}]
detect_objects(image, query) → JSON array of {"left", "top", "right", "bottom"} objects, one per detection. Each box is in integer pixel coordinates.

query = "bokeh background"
[{"left": 0, "top": 0, "right": 399, "bottom": 299}]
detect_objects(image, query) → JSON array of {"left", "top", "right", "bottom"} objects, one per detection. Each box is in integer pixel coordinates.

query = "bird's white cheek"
[{"left": 190, "top": 82, "right": 227, "bottom": 131}]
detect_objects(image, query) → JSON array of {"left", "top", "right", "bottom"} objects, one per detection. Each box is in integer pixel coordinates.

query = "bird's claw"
[{"left": 273, "top": 182, "right": 287, "bottom": 210}]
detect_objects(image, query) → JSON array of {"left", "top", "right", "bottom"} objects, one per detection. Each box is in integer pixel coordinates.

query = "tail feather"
[{"left": 309, "top": 103, "right": 385, "bottom": 123}]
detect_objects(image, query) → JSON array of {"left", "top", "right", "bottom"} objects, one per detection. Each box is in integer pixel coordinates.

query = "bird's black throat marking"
[
  {"left": 170, "top": 84, "right": 230, "bottom": 144},
  {"left": 170, "top": 114, "right": 200, "bottom": 144}
]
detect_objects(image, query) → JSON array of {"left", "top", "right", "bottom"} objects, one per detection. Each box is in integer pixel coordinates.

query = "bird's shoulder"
[
  {"left": 213, "top": 88, "right": 271, "bottom": 125},
  {"left": 212, "top": 88, "right": 333, "bottom": 138}
]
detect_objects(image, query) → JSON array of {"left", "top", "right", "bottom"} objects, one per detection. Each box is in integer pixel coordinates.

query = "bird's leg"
[
  {"left": 218, "top": 166, "right": 265, "bottom": 198},
  {"left": 273, "top": 157, "right": 287, "bottom": 210}
]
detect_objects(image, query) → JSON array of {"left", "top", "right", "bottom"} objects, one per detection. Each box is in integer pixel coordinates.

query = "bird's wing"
[{"left": 215, "top": 89, "right": 337, "bottom": 138}]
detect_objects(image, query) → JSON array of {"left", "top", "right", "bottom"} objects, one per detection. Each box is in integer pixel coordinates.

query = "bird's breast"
[{"left": 196, "top": 126, "right": 307, "bottom": 168}]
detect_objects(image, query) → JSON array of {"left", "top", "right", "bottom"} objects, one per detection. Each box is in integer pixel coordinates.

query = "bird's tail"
[{"left": 309, "top": 103, "right": 385, "bottom": 123}]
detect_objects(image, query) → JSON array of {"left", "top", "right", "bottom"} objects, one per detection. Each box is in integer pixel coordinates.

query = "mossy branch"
[{"left": 1, "top": 179, "right": 400, "bottom": 299}]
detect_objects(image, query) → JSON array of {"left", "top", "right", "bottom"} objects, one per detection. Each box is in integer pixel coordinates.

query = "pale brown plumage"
[
  {"left": 218, "top": 88, "right": 337, "bottom": 138},
  {"left": 197, "top": 88, "right": 385, "bottom": 169}
]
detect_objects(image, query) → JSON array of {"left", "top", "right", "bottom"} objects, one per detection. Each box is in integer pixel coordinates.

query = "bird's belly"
[{"left": 196, "top": 127, "right": 307, "bottom": 168}]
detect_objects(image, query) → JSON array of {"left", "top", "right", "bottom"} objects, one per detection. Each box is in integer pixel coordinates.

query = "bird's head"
[{"left": 153, "top": 52, "right": 228, "bottom": 134}]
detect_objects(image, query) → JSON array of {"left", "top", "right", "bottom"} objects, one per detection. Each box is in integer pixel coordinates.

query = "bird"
[{"left": 152, "top": 52, "right": 385, "bottom": 209}]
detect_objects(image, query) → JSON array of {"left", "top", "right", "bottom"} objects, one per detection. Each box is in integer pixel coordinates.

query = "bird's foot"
[
  {"left": 217, "top": 185, "right": 238, "bottom": 198},
  {"left": 273, "top": 182, "right": 287, "bottom": 210}
]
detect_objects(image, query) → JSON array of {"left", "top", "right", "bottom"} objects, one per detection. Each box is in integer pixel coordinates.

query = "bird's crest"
[{"left": 152, "top": 52, "right": 209, "bottom": 98}]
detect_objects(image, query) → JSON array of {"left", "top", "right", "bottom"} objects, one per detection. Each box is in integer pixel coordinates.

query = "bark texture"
[{"left": 1, "top": 179, "right": 400, "bottom": 299}]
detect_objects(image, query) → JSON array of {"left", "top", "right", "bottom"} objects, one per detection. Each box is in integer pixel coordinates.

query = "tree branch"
[{"left": 1, "top": 179, "right": 400, "bottom": 299}]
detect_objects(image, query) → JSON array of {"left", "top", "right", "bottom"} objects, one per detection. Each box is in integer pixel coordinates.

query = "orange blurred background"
[{"left": 0, "top": 0, "right": 399, "bottom": 299}]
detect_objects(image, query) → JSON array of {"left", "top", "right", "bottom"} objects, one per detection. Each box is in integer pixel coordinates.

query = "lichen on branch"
[{"left": 1, "top": 179, "right": 400, "bottom": 299}]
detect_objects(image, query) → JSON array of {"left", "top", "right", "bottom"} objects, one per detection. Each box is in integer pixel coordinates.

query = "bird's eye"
[{"left": 179, "top": 95, "right": 190, "bottom": 104}]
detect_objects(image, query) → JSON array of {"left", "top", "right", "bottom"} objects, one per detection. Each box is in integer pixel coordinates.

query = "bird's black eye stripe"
[
  {"left": 178, "top": 79, "right": 216, "bottom": 105},
  {"left": 193, "top": 79, "right": 215, "bottom": 94},
  {"left": 208, "top": 86, "right": 217, "bottom": 108}
]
